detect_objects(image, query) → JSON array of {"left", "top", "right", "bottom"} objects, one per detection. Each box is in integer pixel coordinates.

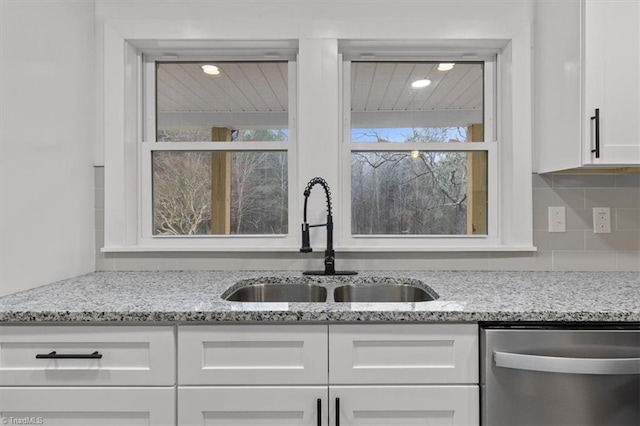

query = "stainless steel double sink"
[{"left": 223, "top": 278, "right": 438, "bottom": 303}]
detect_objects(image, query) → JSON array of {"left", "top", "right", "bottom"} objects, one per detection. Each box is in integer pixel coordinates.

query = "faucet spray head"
[{"left": 300, "top": 223, "right": 313, "bottom": 253}]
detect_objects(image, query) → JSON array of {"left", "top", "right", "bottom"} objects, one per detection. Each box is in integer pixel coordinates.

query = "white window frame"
[
  {"left": 138, "top": 55, "right": 298, "bottom": 250},
  {"left": 329, "top": 38, "right": 534, "bottom": 252},
  {"left": 339, "top": 56, "right": 499, "bottom": 250},
  {"left": 102, "top": 35, "right": 301, "bottom": 251},
  {"left": 102, "top": 29, "right": 533, "bottom": 253}
]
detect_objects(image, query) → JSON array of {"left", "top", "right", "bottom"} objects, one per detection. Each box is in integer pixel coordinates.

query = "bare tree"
[
  {"left": 351, "top": 127, "right": 470, "bottom": 235},
  {"left": 152, "top": 128, "right": 288, "bottom": 235},
  {"left": 153, "top": 151, "right": 211, "bottom": 235}
]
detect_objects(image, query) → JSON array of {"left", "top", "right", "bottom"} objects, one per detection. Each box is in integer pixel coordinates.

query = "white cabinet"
[
  {"left": 177, "top": 324, "right": 479, "bottom": 426},
  {"left": 178, "top": 386, "right": 327, "bottom": 426},
  {"left": 0, "top": 323, "right": 479, "bottom": 424},
  {"left": 178, "top": 324, "right": 328, "bottom": 385},
  {"left": 329, "top": 324, "right": 478, "bottom": 384},
  {"left": 535, "top": 0, "right": 640, "bottom": 172},
  {"left": 178, "top": 324, "right": 328, "bottom": 425},
  {"left": 583, "top": 0, "right": 640, "bottom": 165},
  {"left": 0, "top": 326, "right": 176, "bottom": 425},
  {"left": 331, "top": 386, "right": 479, "bottom": 426},
  {"left": 329, "top": 324, "right": 479, "bottom": 426},
  {"left": 0, "top": 326, "right": 175, "bottom": 386},
  {"left": 0, "top": 387, "right": 175, "bottom": 426}
]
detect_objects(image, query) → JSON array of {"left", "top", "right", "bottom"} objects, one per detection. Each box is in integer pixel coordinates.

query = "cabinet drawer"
[
  {"left": 329, "top": 324, "right": 478, "bottom": 384},
  {"left": 0, "top": 387, "right": 175, "bottom": 425},
  {"left": 179, "top": 386, "right": 326, "bottom": 425},
  {"left": 0, "top": 326, "right": 175, "bottom": 386},
  {"left": 179, "top": 325, "right": 328, "bottom": 385},
  {"left": 331, "top": 385, "right": 479, "bottom": 425}
]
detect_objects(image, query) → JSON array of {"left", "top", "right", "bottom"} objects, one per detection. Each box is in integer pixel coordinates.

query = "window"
[
  {"left": 103, "top": 37, "right": 533, "bottom": 252},
  {"left": 143, "top": 60, "right": 292, "bottom": 239},
  {"left": 339, "top": 56, "right": 498, "bottom": 249}
]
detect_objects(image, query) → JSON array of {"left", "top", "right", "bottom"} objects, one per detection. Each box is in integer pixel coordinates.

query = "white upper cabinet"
[{"left": 535, "top": 0, "right": 640, "bottom": 172}]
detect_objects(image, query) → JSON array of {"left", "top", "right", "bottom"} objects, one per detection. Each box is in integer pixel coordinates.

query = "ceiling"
[{"left": 156, "top": 61, "right": 483, "bottom": 129}]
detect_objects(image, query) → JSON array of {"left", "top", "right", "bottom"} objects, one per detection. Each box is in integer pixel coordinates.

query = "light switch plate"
[{"left": 548, "top": 206, "right": 566, "bottom": 233}]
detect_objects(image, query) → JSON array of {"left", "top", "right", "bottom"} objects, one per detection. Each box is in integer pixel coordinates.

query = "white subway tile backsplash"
[
  {"left": 615, "top": 174, "right": 640, "bottom": 187},
  {"left": 341, "top": 252, "right": 429, "bottom": 271},
  {"left": 175, "top": 253, "right": 241, "bottom": 270},
  {"left": 112, "top": 253, "right": 178, "bottom": 271},
  {"left": 533, "top": 188, "right": 585, "bottom": 209},
  {"left": 616, "top": 251, "right": 640, "bottom": 271},
  {"left": 533, "top": 230, "right": 585, "bottom": 250},
  {"left": 94, "top": 208, "right": 104, "bottom": 231},
  {"left": 488, "top": 251, "right": 553, "bottom": 271},
  {"left": 95, "top": 230, "right": 104, "bottom": 251},
  {"left": 532, "top": 174, "right": 553, "bottom": 188},
  {"left": 94, "top": 187, "right": 104, "bottom": 210},
  {"left": 94, "top": 166, "right": 104, "bottom": 189},
  {"left": 585, "top": 188, "right": 640, "bottom": 209},
  {"left": 616, "top": 209, "right": 640, "bottom": 230},
  {"left": 585, "top": 231, "right": 640, "bottom": 251},
  {"left": 553, "top": 251, "right": 618, "bottom": 271},
  {"left": 567, "top": 208, "right": 609, "bottom": 231},
  {"left": 423, "top": 252, "right": 490, "bottom": 271},
  {"left": 238, "top": 253, "right": 305, "bottom": 270},
  {"left": 95, "top": 254, "right": 114, "bottom": 271},
  {"left": 553, "top": 174, "right": 616, "bottom": 188}
]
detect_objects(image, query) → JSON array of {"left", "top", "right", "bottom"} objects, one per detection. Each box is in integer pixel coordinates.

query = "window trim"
[
  {"left": 102, "top": 28, "right": 534, "bottom": 252},
  {"left": 139, "top": 56, "right": 297, "bottom": 248},
  {"left": 338, "top": 56, "right": 500, "bottom": 249},
  {"left": 330, "top": 37, "right": 535, "bottom": 252},
  {"left": 103, "top": 36, "right": 302, "bottom": 251}
]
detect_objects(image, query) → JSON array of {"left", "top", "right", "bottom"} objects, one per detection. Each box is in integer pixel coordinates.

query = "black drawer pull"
[
  {"left": 335, "top": 397, "right": 340, "bottom": 426},
  {"left": 317, "top": 398, "right": 321, "bottom": 426},
  {"left": 35, "top": 351, "right": 103, "bottom": 359},
  {"left": 590, "top": 108, "right": 600, "bottom": 158}
]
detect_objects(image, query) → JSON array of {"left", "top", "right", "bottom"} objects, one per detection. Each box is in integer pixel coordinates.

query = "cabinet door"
[
  {"left": 584, "top": 0, "right": 640, "bottom": 165},
  {"left": 330, "top": 386, "right": 479, "bottom": 426},
  {"left": 178, "top": 386, "right": 327, "bottom": 425},
  {"left": 0, "top": 387, "right": 175, "bottom": 425}
]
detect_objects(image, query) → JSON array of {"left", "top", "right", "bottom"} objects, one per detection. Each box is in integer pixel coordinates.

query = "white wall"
[{"left": 0, "top": 0, "right": 96, "bottom": 296}]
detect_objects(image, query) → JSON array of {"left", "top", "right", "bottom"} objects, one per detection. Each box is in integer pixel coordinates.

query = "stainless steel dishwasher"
[{"left": 481, "top": 325, "right": 640, "bottom": 426}]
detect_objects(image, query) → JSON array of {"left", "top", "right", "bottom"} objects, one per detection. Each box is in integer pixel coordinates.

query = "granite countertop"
[{"left": 0, "top": 270, "right": 639, "bottom": 323}]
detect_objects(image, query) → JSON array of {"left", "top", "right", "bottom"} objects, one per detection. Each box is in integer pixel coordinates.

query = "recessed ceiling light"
[
  {"left": 411, "top": 78, "right": 431, "bottom": 89},
  {"left": 410, "top": 150, "right": 420, "bottom": 159},
  {"left": 438, "top": 63, "right": 455, "bottom": 71},
  {"left": 201, "top": 64, "right": 220, "bottom": 75}
]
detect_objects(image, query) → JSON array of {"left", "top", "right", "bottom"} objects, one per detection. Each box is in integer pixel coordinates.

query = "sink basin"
[
  {"left": 224, "top": 283, "right": 327, "bottom": 303},
  {"left": 333, "top": 283, "right": 436, "bottom": 303}
]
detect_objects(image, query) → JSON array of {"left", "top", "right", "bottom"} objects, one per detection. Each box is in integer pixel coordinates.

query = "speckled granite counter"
[{"left": 0, "top": 270, "right": 638, "bottom": 323}]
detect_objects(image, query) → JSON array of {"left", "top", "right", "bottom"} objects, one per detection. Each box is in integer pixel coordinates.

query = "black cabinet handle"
[
  {"left": 591, "top": 108, "right": 600, "bottom": 158},
  {"left": 35, "top": 351, "right": 103, "bottom": 359},
  {"left": 317, "top": 398, "right": 321, "bottom": 426},
  {"left": 335, "top": 397, "right": 340, "bottom": 426}
]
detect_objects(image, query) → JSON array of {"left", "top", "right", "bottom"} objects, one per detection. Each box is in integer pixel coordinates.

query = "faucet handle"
[{"left": 300, "top": 223, "right": 313, "bottom": 253}]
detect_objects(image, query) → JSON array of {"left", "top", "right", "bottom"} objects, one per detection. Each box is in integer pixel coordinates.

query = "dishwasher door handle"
[{"left": 494, "top": 351, "right": 640, "bottom": 375}]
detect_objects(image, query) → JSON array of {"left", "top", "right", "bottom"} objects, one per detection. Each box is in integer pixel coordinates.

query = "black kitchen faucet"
[{"left": 300, "top": 177, "right": 357, "bottom": 276}]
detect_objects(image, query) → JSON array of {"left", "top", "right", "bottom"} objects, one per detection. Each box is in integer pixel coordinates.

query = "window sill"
[{"left": 101, "top": 244, "right": 537, "bottom": 253}]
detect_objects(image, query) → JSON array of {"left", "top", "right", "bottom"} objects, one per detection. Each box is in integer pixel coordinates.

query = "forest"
[{"left": 152, "top": 127, "right": 481, "bottom": 236}]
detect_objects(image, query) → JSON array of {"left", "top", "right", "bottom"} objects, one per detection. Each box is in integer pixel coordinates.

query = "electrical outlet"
[
  {"left": 593, "top": 207, "right": 611, "bottom": 233},
  {"left": 548, "top": 206, "right": 566, "bottom": 233}
]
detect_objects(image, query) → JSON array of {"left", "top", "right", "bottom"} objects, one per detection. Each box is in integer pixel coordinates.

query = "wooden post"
[
  {"left": 466, "top": 124, "right": 487, "bottom": 235},
  {"left": 211, "top": 127, "right": 231, "bottom": 234}
]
